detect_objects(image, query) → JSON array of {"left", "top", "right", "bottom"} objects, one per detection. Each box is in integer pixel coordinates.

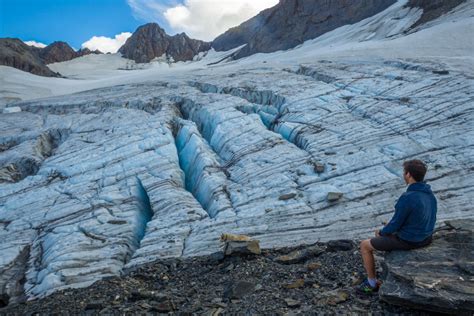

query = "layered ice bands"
[
  {"left": 1, "top": 56, "right": 473, "bottom": 301},
  {"left": 174, "top": 117, "right": 234, "bottom": 219}
]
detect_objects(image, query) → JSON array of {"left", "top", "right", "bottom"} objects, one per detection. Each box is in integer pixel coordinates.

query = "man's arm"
[{"left": 380, "top": 195, "right": 411, "bottom": 236}]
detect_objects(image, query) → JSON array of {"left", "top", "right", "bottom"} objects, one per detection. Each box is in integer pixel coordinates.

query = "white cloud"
[
  {"left": 128, "top": 0, "right": 279, "bottom": 41},
  {"left": 127, "top": 0, "right": 176, "bottom": 22},
  {"left": 24, "top": 40, "right": 47, "bottom": 48},
  {"left": 81, "top": 32, "right": 132, "bottom": 53}
]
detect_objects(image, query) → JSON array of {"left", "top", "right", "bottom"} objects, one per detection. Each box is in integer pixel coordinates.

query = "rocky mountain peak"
[
  {"left": 0, "top": 38, "right": 102, "bottom": 77},
  {"left": 0, "top": 38, "right": 60, "bottom": 77},
  {"left": 118, "top": 23, "right": 211, "bottom": 63},
  {"left": 76, "top": 47, "right": 102, "bottom": 57},
  {"left": 40, "top": 41, "right": 77, "bottom": 64}
]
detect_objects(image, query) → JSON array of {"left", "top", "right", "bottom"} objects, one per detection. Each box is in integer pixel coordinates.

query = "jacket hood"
[{"left": 407, "top": 182, "right": 432, "bottom": 194}]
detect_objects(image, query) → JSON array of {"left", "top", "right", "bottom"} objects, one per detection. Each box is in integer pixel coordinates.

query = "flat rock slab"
[
  {"left": 275, "top": 245, "right": 325, "bottom": 264},
  {"left": 380, "top": 219, "right": 474, "bottom": 315}
]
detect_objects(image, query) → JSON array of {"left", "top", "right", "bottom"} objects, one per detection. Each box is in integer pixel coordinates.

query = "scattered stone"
[
  {"left": 0, "top": 294, "right": 9, "bottom": 308},
  {"left": 284, "top": 298, "right": 301, "bottom": 307},
  {"left": 224, "top": 281, "right": 255, "bottom": 299},
  {"left": 209, "top": 251, "right": 225, "bottom": 262},
  {"left": 210, "top": 307, "right": 224, "bottom": 316},
  {"left": 313, "top": 163, "right": 325, "bottom": 173},
  {"left": 129, "top": 289, "right": 168, "bottom": 302},
  {"left": 275, "top": 245, "right": 325, "bottom": 264},
  {"left": 214, "top": 302, "right": 228, "bottom": 309},
  {"left": 380, "top": 219, "right": 474, "bottom": 315},
  {"left": 327, "top": 192, "right": 343, "bottom": 202},
  {"left": 307, "top": 262, "right": 322, "bottom": 271},
  {"left": 354, "top": 297, "right": 371, "bottom": 306},
  {"left": 285, "top": 278, "right": 305, "bottom": 289},
  {"left": 224, "top": 263, "right": 235, "bottom": 271},
  {"left": 432, "top": 70, "right": 449, "bottom": 75},
  {"left": 107, "top": 220, "right": 128, "bottom": 225},
  {"left": 223, "top": 239, "right": 261, "bottom": 256},
  {"left": 315, "top": 289, "right": 349, "bottom": 306},
  {"left": 351, "top": 276, "right": 363, "bottom": 286},
  {"left": 221, "top": 233, "right": 261, "bottom": 256},
  {"left": 84, "top": 301, "right": 103, "bottom": 310},
  {"left": 399, "top": 97, "right": 410, "bottom": 103},
  {"left": 138, "top": 302, "right": 152, "bottom": 309},
  {"left": 220, "top": 233, "right": 252, "bottom": 242},
  {"left": 278, "top": 193, "right": 297, "bottom": 200},
  {"left": 150, "top": 301, "right": 174, "bottom": 313},
  {"left": 326, "top": 240, "right": 353, "bottom": 252}
]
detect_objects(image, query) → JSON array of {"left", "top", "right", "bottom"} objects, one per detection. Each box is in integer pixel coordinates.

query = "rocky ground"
[{"left": 1, "top": 238, "right": 438, "bottom": 315}]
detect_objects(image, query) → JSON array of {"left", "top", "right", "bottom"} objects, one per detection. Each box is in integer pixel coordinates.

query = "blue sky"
[
  {"left": 0, "top": 0, "right": 278, "bottom": 52},
  {"left": 0, "top": 0, "right": 169, "bottom": 48}
]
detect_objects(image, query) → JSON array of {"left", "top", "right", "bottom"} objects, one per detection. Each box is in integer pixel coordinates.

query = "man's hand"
[{"left": 375, "top": 230, "right": 381, "bottom": 237}]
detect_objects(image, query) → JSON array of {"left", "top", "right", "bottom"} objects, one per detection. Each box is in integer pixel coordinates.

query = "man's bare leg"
[{"left": 360, "top": 239, "right": 376, "bottom": 279}]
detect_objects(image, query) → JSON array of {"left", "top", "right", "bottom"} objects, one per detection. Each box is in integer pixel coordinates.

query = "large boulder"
[
  {"left": 118, "top": 23, "right": 211, "bottom": 63},
  {"left": 380, "top": 220, "right": 474, "bottom": 315}
]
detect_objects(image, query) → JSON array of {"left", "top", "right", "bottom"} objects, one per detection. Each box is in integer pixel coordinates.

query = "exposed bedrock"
[
  {"left": 406, "top": 0, "right": 467, "bottom": 30},
  {"left": 380, "top": 220, "right": 474, "bottom": 315},
  {"left": 212, "top": 0, "right": 397, "bottom": 59}
]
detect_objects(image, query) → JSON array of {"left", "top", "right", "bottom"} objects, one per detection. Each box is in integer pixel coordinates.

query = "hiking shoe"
[{"left": 356, "top": 279, "right": 381, "bottom": 294}]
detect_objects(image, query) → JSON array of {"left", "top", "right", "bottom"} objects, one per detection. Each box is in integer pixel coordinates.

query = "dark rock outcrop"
[
  {"left": 212, "top": 0, "right": 397, "bottom": 59},
  {"left": 406, "top": 0, "right": 467, "bottom": 29},
  {"left": 118, "top": 23, "right": 211, "bottom": 63},
  {"left": 380, "top": 219, "right": 474, "bottom": 315},
  {"left": 0, "top": 38, "right": 59, "bottom": 77},
  {"left": 39, "top": 42, "right": 101, "bottom": 63},
  {"left": 0, "top": 38, "right": 102, "bottom": 77},
  {"left": 76, "top": 47, "right": 102, "bottom": 58},
  {"left": 39, "top": 41, "right": 77, "bottom": 64}
]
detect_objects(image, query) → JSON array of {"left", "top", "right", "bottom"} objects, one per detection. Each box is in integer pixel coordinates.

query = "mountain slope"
[
  {"left": 0, "top": 39, "right": 101, "bottom": 77},
  {"left": 0, "top": 39, "right": 59, "bottom": 77},
  {"left": 407, "top": 0, "right": 467, "bottom": 29},
  {"left": 118, "top": 23, "right": 211, "bottom": 63},
  {"left": 212, "top": 0, "right": 397, "bottom": 59}
]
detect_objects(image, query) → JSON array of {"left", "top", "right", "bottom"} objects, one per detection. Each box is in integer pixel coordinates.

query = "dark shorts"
[{"left": 370, "top": 234, "right": 432, "bottom": 251}]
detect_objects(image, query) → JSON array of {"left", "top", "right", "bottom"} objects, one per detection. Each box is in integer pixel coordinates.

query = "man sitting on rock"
[{"left": 357, "top": 159, "right": 437, "bottom": 294}]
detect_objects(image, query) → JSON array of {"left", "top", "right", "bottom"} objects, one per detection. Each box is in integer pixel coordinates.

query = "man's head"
[{"left": 403, "top": 159, "right": 427, "bottom": 184}]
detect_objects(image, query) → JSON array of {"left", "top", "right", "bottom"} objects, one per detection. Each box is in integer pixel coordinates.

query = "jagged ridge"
[{"left": 119, "top": 23, "right": 211, "bottom": 63}]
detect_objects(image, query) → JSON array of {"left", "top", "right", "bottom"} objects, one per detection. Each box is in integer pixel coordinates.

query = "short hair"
[{"left": 403, "top": 159, "right": 427, "bottom": 182}]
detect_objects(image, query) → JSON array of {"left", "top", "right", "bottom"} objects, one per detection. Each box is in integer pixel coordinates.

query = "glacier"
[{"left": 0, "top": 0, "right": 473, "bottom": 303}]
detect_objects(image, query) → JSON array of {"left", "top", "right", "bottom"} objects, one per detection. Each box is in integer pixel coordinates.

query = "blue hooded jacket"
[{"left": 380, "top": 182, "right": 437, "bottom": 242}]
